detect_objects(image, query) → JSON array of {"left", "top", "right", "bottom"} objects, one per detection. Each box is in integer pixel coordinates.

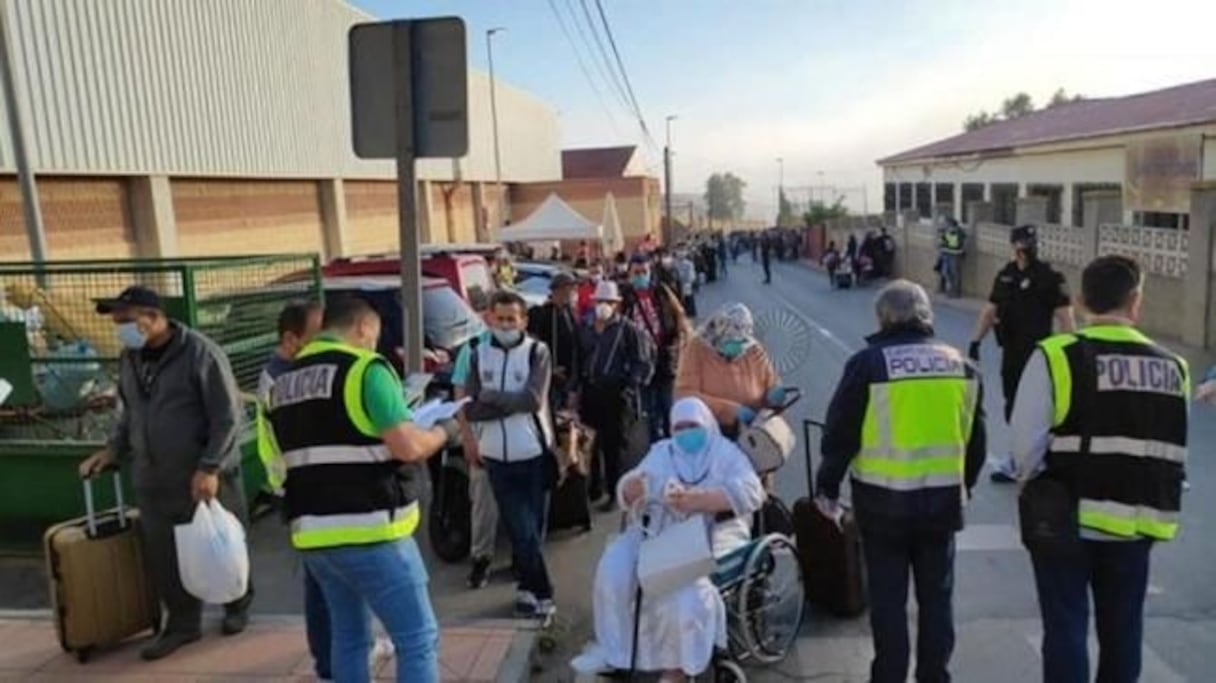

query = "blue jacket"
[{"left": 816, "top": 323, "right": 987, "bottom": 535}]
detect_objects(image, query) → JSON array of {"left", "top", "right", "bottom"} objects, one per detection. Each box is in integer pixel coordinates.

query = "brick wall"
[
  {"left": 0, "top": 176, "right": 136, "bottom": 260},
  {"left": 173, "top": 179, "right": 324, "bottom": 257},
  {"left": 345, "top": 180, "right": 398, "bottom": 256}
]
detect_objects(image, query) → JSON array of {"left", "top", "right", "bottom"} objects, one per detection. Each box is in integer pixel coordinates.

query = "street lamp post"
[
  {"left": 664, "top": 114, "right": 677, "bottom": 243},
  {"left": 486, "top": 27, "right": 505, "bottom": 236}
]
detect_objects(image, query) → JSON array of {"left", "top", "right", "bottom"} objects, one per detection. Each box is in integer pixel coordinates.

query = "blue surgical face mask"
[
  {"left": 116, "top": 321, "right": 147, "bottom": 350},
  {"left": 630, "top": 274, "right": 651, "bottom": 290},
  {"left": 673, "top": 427, "right": 709, "bottom": 455},
  {"left": 492, "top": 328, "right": 522, "bottom": 346},
  {"left": 718, "top": 339, "right": 745, "bottom": 359}
]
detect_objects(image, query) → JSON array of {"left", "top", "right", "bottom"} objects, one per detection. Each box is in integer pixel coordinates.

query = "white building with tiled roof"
[{"left": 877, "top": 79, "right": 1216, "bottom": 229}]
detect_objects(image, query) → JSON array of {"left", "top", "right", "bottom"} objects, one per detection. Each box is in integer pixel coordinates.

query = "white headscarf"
[
  {"left": 697, "top": 303, "right": 758, "bottom": 353},
  {"left": 668, "top": 397, "right": 720, "bottom": 483}
]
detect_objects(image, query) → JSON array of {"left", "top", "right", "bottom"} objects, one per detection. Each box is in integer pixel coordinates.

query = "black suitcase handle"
[{"left": 802, "top": 419, "right": 826, "bottom": 497}]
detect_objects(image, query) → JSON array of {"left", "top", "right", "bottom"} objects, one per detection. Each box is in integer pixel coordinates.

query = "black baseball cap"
[
  {"left": 95, "top": 285, "right": 162, "bottom": 314},
  {"left": 1010, "top": 224, "right": 1038, "bottom": 245}
]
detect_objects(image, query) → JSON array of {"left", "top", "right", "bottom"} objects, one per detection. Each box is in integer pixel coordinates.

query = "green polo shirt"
[{"left": 314, "top": 334, "right": 411, "bottom": 432}]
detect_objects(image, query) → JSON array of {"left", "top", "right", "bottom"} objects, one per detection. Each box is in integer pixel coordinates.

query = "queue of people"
[{"left": 79, "top": 232, "right": 1192, "bottom": 683}]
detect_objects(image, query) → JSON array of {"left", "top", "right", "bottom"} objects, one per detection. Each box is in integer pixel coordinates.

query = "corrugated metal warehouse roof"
[{"left": 880, "top": 78, "right": 1216, "bottom": 165}]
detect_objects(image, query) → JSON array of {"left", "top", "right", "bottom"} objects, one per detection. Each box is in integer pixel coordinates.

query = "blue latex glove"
[
  {"left": 736, "top": 405, "right": 757, "bottom": 426},
  {"left": 765, "top": 387, "right": 788, "bottom": 409}
]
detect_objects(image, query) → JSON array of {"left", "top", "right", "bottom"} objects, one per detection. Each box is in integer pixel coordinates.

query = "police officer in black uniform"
[{"left": 968, "top": 224, "right": 1075, "bottom": 482}]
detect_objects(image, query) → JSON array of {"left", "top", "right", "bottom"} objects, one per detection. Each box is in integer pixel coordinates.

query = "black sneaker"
[
  {"left": 139, "top": 631, "right": 201, "bottom": 661},
  {"left": 467, "top": 556, "right": 491, "bottom": 589},
  {"left": 990, "top": 470, "right": 1016, "bottom": 484}
]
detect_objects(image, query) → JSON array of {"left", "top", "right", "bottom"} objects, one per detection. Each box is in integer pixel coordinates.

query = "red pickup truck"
[{"left": 322, "top": 244, "right": 498, "bottom": 312}]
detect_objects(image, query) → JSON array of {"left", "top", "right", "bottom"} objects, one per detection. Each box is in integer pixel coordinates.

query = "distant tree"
[
  {"left": 1047, "top": 87, "right": 1085, "bottom": 108},
  {"left": 962, "top": 88, "right": 1080, "bottom": 131},
  {"left": 803, "top": 198, "right": 848, "bottom": 226},
  {"left": 964, "top": 111, "right": 998, "bottom": 132},
  {"left": 704, "top": 172, "right": 746, "bottom": 227}
]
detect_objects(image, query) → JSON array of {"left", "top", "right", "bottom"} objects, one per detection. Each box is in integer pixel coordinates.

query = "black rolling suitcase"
[{"left": 793, "top": 419, "right": 867, "bottom": 617}]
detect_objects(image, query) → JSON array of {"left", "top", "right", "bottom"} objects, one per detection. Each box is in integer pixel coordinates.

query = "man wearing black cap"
[
  {"left": 79, "top": 286, "right": 253, "bottom": 659},
  {"left": 527, "top": 271, "right": 583, "bottom": 412},
  {"left": 968, "top": 225, "right": 1075, "bottom": 482}
]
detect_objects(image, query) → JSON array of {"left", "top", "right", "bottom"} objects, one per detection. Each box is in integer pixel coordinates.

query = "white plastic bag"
[
  {"left": 635, "top": 504, "right": 714, "bottom": 599},
  {"left": 174, "top": 499, "right": 249, "bottom": 604}
]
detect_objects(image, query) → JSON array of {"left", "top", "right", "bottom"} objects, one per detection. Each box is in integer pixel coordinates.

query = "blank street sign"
[{"left": 349, "top": 18, "right": 468, "bottom": 159}]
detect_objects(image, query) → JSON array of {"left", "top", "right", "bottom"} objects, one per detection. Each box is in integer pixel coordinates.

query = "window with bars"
[
  {"left": 915, "top": 183, "right": 932, "bottom": 218},
  {"left": 1028, "top": 184, "right": 1064, "bottom": 224},
  {"left": 884, "top": 183, "right": 896, "bottom": 212},
  {"left": 991, "top": 183, "right": 1018, "bottom": 225}
]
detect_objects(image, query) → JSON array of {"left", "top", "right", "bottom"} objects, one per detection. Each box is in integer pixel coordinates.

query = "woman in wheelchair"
[
  {"left": 571, "top": 398, "right": 764, "bottom": 681},
  {"left": 674, "top": 303, "right": 787, "bottom": 441}
]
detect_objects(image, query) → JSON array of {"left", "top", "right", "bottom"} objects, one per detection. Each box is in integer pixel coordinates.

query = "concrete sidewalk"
[{"left": 0, "top": 613, "right": 537, "bottom": 682}]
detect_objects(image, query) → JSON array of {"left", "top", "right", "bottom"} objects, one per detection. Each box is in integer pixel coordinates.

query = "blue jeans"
[
  {"left": 1030, "top": 540, "right": 1152, "bottom": 683},
  {"left": 940, "top": 253, "right": 961, "bottom": 297},
  {"left": 484, "top": 457, "right": 553, "bottom": 600},
  {"left": 862, "top": 531, "right": 956, "bottom": 683},
  {"left": 302, "top": 537, "right": 439, "bottom": 683},
  {"left": 304, "top": 566, "right": 332, "bottom": 679}
]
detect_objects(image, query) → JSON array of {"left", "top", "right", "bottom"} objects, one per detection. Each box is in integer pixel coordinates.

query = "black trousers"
[
  {"left": 137, "top": 469, "right": 254, "bottom": 635},
  {"left": 863, "top": 530, "right": 957, "bottom": 683},
  {"left": 582, "top": 380, "right": 627, "bottom": 499},
  {"left": 1000, "top": 344, "right": 1036, "bottom": 422}
]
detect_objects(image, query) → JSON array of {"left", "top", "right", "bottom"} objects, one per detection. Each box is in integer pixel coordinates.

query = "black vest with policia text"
[
  {"left": 1039, "top": 325, "right": 1188, "bottom": 541},
  {"left": 268, "top": 338, "right": 418, "bottom": 549}
]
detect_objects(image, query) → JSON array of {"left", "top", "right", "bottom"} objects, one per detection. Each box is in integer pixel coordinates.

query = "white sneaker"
[
  {"left": 369, "top": 636, "right": 394, "bottom": 667},
  {"left": 514, "top": 590, "right": 539, "bottom": 617},
  {"left": 570, "top": 643, "right": 610, "bottom": 674}
]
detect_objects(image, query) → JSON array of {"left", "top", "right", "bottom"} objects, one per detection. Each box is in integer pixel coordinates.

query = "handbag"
[
  {"left": 635, "top": 503, "right": 715, "bottom": 599},
  {"left": 1018, "top": 339, "right": 1095, "bottom": 559},
  {"left": 1018, "top": 476, "right": 1081, "bottom": 558},
  {"left": 739, "top": 412, "right": 796, "bottom": 474}
]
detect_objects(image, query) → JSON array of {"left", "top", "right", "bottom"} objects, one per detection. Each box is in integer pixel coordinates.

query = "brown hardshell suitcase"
[
  {"left": 793, "top": 419, "right": 867, "bottom": 618},
  {"left": 44, "top": 471, "right": 160, "bottom": 662}
]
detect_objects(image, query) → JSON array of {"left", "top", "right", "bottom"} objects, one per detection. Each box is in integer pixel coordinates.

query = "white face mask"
[{"left": 595, "top": 303, "right": 615, "bottom": 320}]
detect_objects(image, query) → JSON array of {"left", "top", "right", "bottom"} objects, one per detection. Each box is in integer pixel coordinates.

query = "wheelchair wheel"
[
  {"left": 711, "top": 659, "right": 747, "bottom": 682},
  {"left": 736, "top": 533, "right": 804, "bottom": 664}
]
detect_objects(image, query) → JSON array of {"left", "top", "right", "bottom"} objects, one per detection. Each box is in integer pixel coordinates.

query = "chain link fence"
[{"left": 0, "top": 255, "right": 321, "bottom": 444}]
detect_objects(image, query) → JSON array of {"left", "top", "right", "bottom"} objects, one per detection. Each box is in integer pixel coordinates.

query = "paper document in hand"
[{"left": 412, "top": 397, "right": 471, "bottom": 429}]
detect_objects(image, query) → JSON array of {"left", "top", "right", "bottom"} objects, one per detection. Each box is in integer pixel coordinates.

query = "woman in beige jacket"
[{"left": 675, "top": 303, "right": 786, "bottom": 438}]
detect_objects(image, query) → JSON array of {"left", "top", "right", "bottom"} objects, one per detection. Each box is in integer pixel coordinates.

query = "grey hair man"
[{"left": 816, "top": 279, "right": 987, "bottom": 683}]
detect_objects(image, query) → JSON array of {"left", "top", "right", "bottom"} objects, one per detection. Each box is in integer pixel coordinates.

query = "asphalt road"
[{"left": 4, "top": 256, "right": 1213, "bottom": 682}]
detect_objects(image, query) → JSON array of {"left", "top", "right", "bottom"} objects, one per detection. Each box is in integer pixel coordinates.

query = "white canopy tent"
[{"left": 499, "top": 193, "right": 601, "bottom": 243}]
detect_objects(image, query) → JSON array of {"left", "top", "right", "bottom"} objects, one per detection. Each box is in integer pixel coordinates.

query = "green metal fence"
[{"left": 0, "top": 254, "right": 321, "bottom": 444}]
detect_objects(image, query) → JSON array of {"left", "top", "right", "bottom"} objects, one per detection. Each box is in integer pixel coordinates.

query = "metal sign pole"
[
  {"left": 393, "top": 23, "right": 424, "bottom": 373},
  {"left": 0, "top": 6, "right": 47, "bottom": 276}
]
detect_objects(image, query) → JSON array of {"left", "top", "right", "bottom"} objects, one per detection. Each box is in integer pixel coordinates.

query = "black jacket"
[
  {"left": 620, "top": 282, "right": 682, "bottom": 381},
  {"left": 527, "top": 301, "right": 582, "bottom": 389}
]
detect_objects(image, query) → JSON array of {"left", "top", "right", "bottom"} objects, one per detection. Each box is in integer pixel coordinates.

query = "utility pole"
[
  {"left": 0, "top": 7, "right": 46, "bottom": 271},
  {"left": 486, "top": 27, "right": 505, "bottom": 235},
  {"left": 664, "top": 115, "right": 677, "bottom": 245}
]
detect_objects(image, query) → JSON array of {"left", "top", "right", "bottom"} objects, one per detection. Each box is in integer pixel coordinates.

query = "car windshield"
[
  {"left": 421, "top": 284, "right": 485, "bottom": 350},
  {"left": 461, "top": 260, "right": 494, "bottom": 312}
]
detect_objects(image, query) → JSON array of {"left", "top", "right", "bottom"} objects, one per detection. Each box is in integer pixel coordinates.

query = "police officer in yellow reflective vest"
[
  {"left": 268, "top": 296, "right": 460, "bottom": 683},
  {"left": 1011, "top": 255, "right": 1188, "bottom": 683},
  {"left": 817, "top": 280, "right": 987, "bottom": 683}
]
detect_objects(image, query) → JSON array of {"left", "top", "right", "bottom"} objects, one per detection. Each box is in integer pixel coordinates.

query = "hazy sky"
[{"left": 352, "top": 0, "right": 1216, "bottom": 218}]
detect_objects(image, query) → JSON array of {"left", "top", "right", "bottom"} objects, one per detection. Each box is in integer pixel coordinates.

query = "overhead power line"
[
  {"left": 545, "top": 0, "right": 624, "bottom": 136},
  {"left": 570, "top": 0, "right": 632, "bottom": 112},
  {"left": 592, "top": 0, "right": 656, "bottom": 151}
]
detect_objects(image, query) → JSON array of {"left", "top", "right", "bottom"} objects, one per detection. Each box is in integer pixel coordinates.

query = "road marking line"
[{"left": 765, "top": 286, "right": 857, "bottom": 357}]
